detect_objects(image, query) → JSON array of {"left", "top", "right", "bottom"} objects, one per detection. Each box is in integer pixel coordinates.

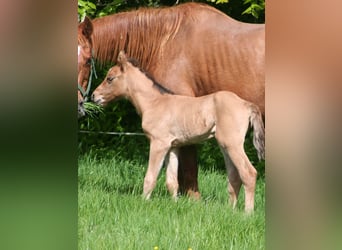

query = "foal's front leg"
[
  {"left": 143, "top": 140, "right": 170, "bottom": 199},
  {"left": 165, "top": 148, "right": 179, "bottom": 199}
]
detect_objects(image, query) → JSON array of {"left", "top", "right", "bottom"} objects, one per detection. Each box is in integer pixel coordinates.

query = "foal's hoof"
[
  {"left": 245, "top": 209, "right": 254, "bottom": 215},
  {"left": 171, "top": 193, "right": 179, "bottom": 202},
  {"left": 142, "top": 193, "right": 152, "bottom": 200}
]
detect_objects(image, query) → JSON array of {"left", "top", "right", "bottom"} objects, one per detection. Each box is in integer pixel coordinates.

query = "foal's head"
[
  {"left": 92, "top": 51, "right": 131, "bottom": 106},
  {"left": 78, "top": 17, "right": 93, "bottom": 117}
]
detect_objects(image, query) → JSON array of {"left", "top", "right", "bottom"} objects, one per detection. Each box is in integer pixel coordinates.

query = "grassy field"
[{"left": 78, "top": 143, "right": 265, "bottom": 250}]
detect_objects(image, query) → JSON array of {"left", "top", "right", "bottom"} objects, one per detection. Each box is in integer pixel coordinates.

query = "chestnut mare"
[
  {"left": 77, "top": 2, "right": 265, "bottom": 198},
  {"left": 92, "top": 51, "right": 265, "bottom": 212}
]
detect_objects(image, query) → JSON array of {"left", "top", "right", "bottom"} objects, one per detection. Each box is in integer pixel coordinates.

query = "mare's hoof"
[{"left": 187, "top": 190, "right": 201, "bottom": 200}]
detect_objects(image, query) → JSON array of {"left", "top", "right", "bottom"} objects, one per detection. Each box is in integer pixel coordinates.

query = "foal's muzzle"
[{"left": 91, "top": 93, "right": 102, "bottom": 105}]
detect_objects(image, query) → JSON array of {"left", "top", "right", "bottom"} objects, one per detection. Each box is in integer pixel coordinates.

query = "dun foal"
[{"left": 92, "top": 51, "right": 265, "bottom": 213}]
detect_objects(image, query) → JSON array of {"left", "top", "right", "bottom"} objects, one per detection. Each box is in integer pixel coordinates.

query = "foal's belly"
[{"left": 170, "top": 124, "right": 216, "bottom": 147}]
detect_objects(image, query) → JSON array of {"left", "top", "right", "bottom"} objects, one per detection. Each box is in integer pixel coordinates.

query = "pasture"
[{"left": 78, "top": 135, "right": 265, "bottom": 249}]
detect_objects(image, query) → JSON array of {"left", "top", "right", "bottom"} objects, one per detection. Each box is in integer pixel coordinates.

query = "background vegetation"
[{"left": 78, "top": 0, "right": 264, "bottom": 23}]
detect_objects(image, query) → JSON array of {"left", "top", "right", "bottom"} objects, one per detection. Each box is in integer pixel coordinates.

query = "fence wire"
[{"left": 78, "top": 130, "right": 145, "bottom": 136}]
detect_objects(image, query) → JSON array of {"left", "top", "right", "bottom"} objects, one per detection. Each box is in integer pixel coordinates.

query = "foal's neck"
[{"left": 126, "top": 68, "right": 167, "bottom": 116}]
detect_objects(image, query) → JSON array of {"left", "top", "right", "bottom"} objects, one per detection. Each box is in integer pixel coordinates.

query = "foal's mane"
[
  {"left": 91, "top": 3, "right": 211, "bottom": 70},
  {"left": 126, "top": 58, "right": 174, "bottom": 95}
]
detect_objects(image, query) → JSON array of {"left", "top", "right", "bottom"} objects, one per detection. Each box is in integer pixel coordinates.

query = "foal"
[{"left": 92, "top": 51, "right": 265, "bottom": 213}]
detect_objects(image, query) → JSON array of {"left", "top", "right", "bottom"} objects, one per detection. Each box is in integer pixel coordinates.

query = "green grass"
[
  {"left": 83, "top": 102, "right": 104, "bottom": 118},
  {"left": 79, "top": 150, "right": 265, "bottom": 250}
]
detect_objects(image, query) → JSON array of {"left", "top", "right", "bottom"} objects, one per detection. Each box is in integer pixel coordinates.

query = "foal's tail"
[{"left": 249, "top": 104, "right": 265, "bottom": 160}]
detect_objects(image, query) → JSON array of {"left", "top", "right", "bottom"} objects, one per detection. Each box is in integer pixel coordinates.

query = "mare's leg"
[
  {"left": 143, "top": 140, "right": 170, "bottom": 199},
  {"left": 178, "top": 145, "right": 201, "bottom": 199},
  {"left": 165, "top": 148, "right": 179, "bottom": 199},
  {"left": 219, "top": 146, "right": 242, "bottom": 209}
]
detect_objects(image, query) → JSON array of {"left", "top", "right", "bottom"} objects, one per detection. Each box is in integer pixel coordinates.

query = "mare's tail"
[{"left": 249, "top": 104, "right": 265, "bottom": 160}]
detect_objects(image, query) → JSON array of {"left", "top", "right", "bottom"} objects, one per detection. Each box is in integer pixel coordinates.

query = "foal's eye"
[{"left": 107, "top": 76, "right": 115, "bottom": 83}]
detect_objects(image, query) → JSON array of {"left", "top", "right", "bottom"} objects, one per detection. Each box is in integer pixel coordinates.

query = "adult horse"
[{"left": 77, "top": 2, "right": 265, "bottom": 198}]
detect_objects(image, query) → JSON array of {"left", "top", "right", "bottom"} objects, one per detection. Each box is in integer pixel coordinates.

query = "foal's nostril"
[{"left": 91, "top": 94, "right": 95, "bottom": 101}]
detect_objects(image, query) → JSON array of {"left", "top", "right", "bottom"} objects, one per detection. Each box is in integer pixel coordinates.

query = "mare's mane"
[
  {"left": 78, "top": 30, "right": 92, "bottom": 47},
  {"left": 91, "top": 3, "right": 221, "bottom": 69},
  {"left": 126, "top": 58, "right": 174, "bottom": 95}
]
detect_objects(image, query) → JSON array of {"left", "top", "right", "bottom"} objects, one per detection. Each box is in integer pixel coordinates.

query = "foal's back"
[{"left": 143, "top": 90, "right": 252, "bottom": 146}]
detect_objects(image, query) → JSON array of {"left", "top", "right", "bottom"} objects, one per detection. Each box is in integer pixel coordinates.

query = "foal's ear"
[
  {"left": 117, "top": 51, "right": 128, "bottom": 72},
  {"left": 79, "top": 16, "right": 93, "bottom": 39}
]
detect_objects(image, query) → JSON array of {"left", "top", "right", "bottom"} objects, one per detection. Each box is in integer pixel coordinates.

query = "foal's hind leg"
[
  {"left": 143, "top": 140, "right": 170, "bottom": 199},
  {"left": 165, "top": 148, "right": 179, "bottom": 199},
  {"left": 220, "top": 146, "right": 242, "bottom": 209},
  {"left": 226, "top": 146, "right": 257, "bottom": 213}
]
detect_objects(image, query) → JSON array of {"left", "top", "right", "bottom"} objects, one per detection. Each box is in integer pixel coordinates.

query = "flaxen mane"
[{"left": 91, "top": 4, "right": 203, "bottom": 69}]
